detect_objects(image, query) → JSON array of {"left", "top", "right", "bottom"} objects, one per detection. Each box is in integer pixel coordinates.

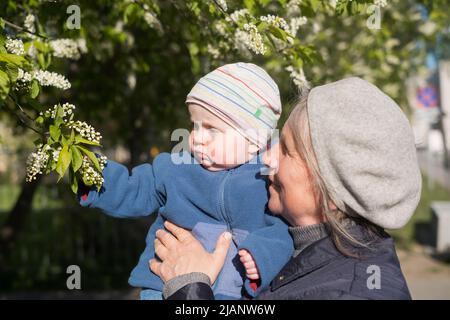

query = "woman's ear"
[{"left": 329, "top": 202, "right": 337, "bottom": 211}]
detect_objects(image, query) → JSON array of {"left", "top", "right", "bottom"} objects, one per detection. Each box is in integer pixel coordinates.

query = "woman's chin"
[{"left": 268, "top": 198, "right": 282, "bottom": 215}]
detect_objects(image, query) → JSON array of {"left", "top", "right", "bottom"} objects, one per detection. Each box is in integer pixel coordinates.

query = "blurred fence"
[{"left": 0, "top": 181, "right": 154, "bottom": 292}]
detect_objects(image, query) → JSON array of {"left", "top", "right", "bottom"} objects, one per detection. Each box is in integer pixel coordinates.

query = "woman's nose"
[
  {"left": 262, "top": 143, "right": 279, "bottom": 172},
  {"left": 262, "top": 150, "right": 270, "bottom": 166}
]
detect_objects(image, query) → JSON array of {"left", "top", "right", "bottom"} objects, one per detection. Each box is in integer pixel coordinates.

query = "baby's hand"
[{"left": 238, "top": 249, "right": 260, "bottom": 280}]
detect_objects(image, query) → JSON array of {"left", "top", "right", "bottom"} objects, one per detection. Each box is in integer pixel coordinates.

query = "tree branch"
[
  {"left": 4, "top": 97, "right": 44, "bottom": 136},
  {"left": 3, "top": 19, "right": 48, "bottom": 39}
]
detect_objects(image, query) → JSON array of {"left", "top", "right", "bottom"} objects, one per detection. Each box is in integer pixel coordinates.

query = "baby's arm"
[
  {"left": 238, "top": 214, "right": 293, "bottom": 297},
  {"left": 78, "top": 158, "right": 166, "bottom": 218}
]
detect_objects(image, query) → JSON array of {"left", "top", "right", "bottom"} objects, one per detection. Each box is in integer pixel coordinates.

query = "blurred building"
[{"left": 409, "top": 59, "right": 450, "bottom": 168}]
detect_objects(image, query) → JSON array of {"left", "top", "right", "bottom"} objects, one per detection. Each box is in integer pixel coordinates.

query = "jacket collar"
[
  {"left": 270, "top": 224, "right": 389, "bottom": 291},
  {"left": 270, "top": 235, "right": 340, "bottom": 291}
]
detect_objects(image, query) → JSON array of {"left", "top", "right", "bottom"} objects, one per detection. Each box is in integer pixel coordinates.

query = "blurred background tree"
[{"left": 0, "top": 0, "right": 449, "bottom": 294}]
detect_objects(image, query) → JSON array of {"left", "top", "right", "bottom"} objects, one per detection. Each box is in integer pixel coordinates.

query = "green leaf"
[
  {"left": 335, "top": 0, "right": 347, "bottom": 15},
  {"left": 55, "top": 117, "right": 64, "bottom": 128},
  {"left": 75, "top": 136, "right": 101, "bottom": 147},
  {"left": 5, "top": 63, "right": 18, "bottom": 82},
  {"left": 76, "top": 145, "right": 101, "bottom": 172},
  {"left": 0, "top": 69, "right": 10, "bottom": 101},
  {"left": 30, "top": 79, "right": 39, "bottom": 98},
  {"left": 56, "top": 144, "right": 71, "bottom": 180},
  {"left": 56, "top": 104, "right": 65, "bottom": 118},
  {"left": 35, "top": 116, "right": 44, "bottom": 125},
  {"left": 70, "top": 145, "right": 83, "bottom": 172},
  {"left": 243, "top": 0, "right": 255, "bottom": 12},
  {"left": 269, "top": 26, "right": 288, "bottom": 42},
  {"left": 37, "top": 53, "right": 45, "bottom": 69},
  {"left": 69, "top": 129, "right": 75, "bottom": 144},
  {"left": 49, "top": 124, "right": 60, "bottom": 142},
  {"left": 257, "top": 0, "right": 271, "bottom": 6},
  {"left": 123, "top": 4, "right": 139, "bottom": 23},
  {"left": 208, "top": 3, "right": 216, "bottom": 14},
  {"left": 82, "top": 174, "right": 93, "bottom": 187},
  {"left": 0, "top": 53, "right": 26, "bottom": 66},
  {"left": 33, "top": 138, "right": 42, "bottom": 146},
  {"left": 310, "top": 0, "right": 320, "bottom": 11},
  {"left": 33, "top": 41, "right": 48, "bottom": 53},
  {"left": 69, "top": 168, "right": 78, "bottom": 194},
  {"left": 257, "top": 21, "right": 269, "bottom": 32}
]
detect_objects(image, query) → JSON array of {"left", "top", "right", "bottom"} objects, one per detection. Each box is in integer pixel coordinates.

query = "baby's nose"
[{"left": 192, "top": 128, "right": 212, "bottom": 145}]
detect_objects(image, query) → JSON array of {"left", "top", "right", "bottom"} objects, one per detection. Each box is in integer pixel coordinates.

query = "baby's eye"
[
  {"left": 207, "top": 127, "right": 220, "bottom": 134},
  {"left": 193, "top": 122, "right": 201, "bottom": 131}
]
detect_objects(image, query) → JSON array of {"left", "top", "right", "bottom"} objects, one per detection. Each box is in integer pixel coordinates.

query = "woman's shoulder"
[
  {"left": 262, "top": 227, "right": 411, "bottom": 300},
  {"left": 318, "top": 229, "right": 412, "bottom": 299}
]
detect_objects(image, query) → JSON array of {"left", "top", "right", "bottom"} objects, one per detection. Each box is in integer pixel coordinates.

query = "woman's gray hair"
[{"left": 285, "top": 93, "right": 383, "bottom": 257}]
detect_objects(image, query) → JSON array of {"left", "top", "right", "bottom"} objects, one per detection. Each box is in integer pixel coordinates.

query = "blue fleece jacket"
[{"left": 78, "top": 151, "right": 293, "bottom": 299}]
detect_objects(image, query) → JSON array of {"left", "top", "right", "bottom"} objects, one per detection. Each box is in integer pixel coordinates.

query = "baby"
[{"left": 78, "top": 62, "right": 293, "bottom": 300}]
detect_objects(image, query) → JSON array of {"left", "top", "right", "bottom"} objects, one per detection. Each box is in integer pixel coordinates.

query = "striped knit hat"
[{"left": 185, "top": 62, "right": 282, "bottom": 148}]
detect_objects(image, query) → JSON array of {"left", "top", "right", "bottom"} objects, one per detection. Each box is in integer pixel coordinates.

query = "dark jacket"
[{"left": 167, "top": 224, "right": 411, "bottom": 300}]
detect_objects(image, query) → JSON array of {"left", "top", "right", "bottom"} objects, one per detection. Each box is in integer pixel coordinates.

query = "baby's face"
[{"left": 188, "top": 104, "right": 258, "bottom": 171}]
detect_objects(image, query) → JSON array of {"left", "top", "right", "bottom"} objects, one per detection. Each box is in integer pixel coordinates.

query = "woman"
[{"left": 150, "top": 77, "right": 422, "bottom": 300}]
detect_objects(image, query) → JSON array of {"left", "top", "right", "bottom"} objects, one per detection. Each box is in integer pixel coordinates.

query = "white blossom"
[
  {"left": 218, "top": 40, "right": 230, "bottom": 52},
  {"left": 114, "top": 21, "right": 124, "bottom": 32},
  {"left": 5, "top": 38, "right": 25, "bottom": 55},
  {"left": 207, "top": 44, "right": 221, "bottom": 59},
  {"left": 27, "top": 43, "right": 37, "bottom": 58},
  {"left": 41, "top": 103, "right": 76, "bottom": 120},
  {"left": 260, "top": 15, "right": 289, "bottom": 32},
  {"left": 33, "top": 70, "right": 71, "bottom": 90},
  {"left": 214, "top": 21, "right": 228, "bottom": 36},
  {"left": 242, "top": 23, "right": 266, "bottom": 55},
  {"left": 260, "top": 15, "right": 294, "bottom": 43},
  {"left": 26, "top": 146, "right": 49, "bottom": 182},
  {"left": 226, "top": 9, "right": 249, "bottom": 23},
  {"left": 49, "top": 38, "right": 87, "bottom": 60},
  {"left": 215, "top": 0, "right": 228, "bottom": 12},
  {"left": 24, "top": 14, "right": 36, "bottom": 33},
  {"left": 17, "top": 68, "right": 33, "bottom": 83},
  {"left": 127, "top": 73, "right": 137, "bottom": 90},
  {"left": 77, "top": 39, "right": 88, "bottom": 54},
  {"left": 374, "top": 0, "right": 387, "bottom": 7},
  {"left": 80, "top": 155, "right": 106, "bottom": 188},
  {"left": 52, "top": 146, "right": 62, "bottom": 162},
  {"left": 233, "top": 30, "right": 252, "bottom": 58},
  {"left": 289, "top": 16, "right": 307, "bottom": 36},
  {"left": 285, "top": 66, "right": 310, "bottom": 91},
  {"left": 67, "top": 120, "right": 102, "bottom": 144},
  {"left": 286, "top": 0, "right": 301, "bottom": 16},
  {"left": 143, "top": 12, "right": 163, "bottom": 33}
]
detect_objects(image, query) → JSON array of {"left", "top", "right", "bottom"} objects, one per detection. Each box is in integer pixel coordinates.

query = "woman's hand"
[{"left": 149, "top": 220, "right": 232, "bottom": 284}]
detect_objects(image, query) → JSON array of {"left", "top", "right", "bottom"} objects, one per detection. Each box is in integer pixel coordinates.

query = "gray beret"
[{"left": 307, "top": 77, "right": 422, "bottom": 229}]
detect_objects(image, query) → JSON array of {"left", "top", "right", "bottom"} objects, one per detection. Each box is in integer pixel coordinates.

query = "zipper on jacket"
[
  {"left": 218, "top": 170, "right": 231, "bottom": 226},
  {"left": 218, "top": 169, "right": 237, "bottom": 246}
]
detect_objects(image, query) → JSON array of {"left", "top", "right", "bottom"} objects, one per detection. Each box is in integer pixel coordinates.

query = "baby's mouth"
[{"left": 194, "top": 150, "right": 215, "bottom": 164}]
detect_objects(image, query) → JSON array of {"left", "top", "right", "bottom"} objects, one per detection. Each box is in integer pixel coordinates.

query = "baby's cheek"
[
  {"left": 209, "top": 142, "right": 226, "bottom": 164},
  {"left": 188, "top": 133, "right": 194, "bottom": 152}
]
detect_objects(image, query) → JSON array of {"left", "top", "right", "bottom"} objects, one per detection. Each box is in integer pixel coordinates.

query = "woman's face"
[{"left": 263, "top": 126, "right": 323, "bottom": 226}]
